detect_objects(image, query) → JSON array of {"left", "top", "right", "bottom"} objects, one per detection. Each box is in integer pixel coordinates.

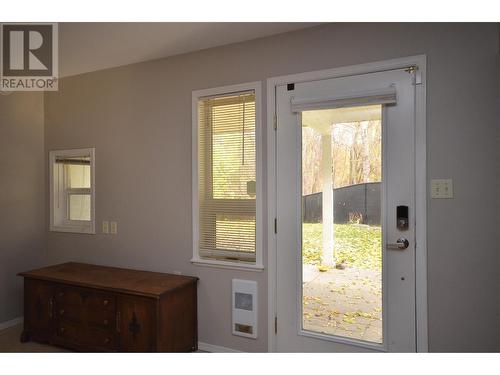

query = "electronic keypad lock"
[{"left": 397, "top": 205, "right": 409, "bottom": 231}]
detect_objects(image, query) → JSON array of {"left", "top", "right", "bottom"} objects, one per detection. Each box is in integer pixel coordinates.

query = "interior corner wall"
[
  {"left": 0, "top": 92, "right": 46, "bottom": 324},
  {"left": 43, "top": 23, "right": 500, "bottom": 352}
]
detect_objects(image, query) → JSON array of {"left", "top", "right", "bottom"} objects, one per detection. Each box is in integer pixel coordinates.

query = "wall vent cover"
[{"left": 232, "top": 279, "right": 257, "bottom": 339}]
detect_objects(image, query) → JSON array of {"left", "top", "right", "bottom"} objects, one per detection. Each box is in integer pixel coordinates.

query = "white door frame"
[{"left": 266, "top": 55, "right": 428, "bottom": 352}]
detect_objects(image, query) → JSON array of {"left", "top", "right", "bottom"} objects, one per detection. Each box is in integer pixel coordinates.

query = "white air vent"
[{"left": 232, "top": 279, "right": 257, "bottom": 339}]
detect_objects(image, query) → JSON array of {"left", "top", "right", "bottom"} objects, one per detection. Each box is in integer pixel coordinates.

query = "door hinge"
[
  {"left": 273, "top": 113, "right": 277, "bottom": 131},
  {"left": 274, "top": 218, "right": 277, "bottom": 234},
  {"left": 274, "top": 316, "right": 278, "bottom": 334}
]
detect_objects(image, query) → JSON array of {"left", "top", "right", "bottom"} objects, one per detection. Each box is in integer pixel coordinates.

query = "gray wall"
[
  {"left": 0, "top": 92, "right": 46, "bottom": 324},
  {"left": 42, "top": 23, "right": 500, "bottom": 352}
]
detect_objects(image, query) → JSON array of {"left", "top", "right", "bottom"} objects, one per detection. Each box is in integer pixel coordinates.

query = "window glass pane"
[
  {"left": 301, "top": 105, "right": 383, "bottom": 343},
  {"left": 66, "top": 163, "right": 91, "bottom": 188},
  {"left": 215, "top": 214, "right": 256, "bottom": 253},
  {"left": 211, "top": 95, "right": 256, "bottom": 199},
  {"left": 68, "top": 194, "right": 91, "bottom": 221}
]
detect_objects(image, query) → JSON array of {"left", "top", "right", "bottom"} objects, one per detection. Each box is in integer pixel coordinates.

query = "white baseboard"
[
  {"left": 198, "top": 341, "right": 242, "bottom": 353},
  {"left": 0, "top": 316, "right": 23, "bottom": 332}
]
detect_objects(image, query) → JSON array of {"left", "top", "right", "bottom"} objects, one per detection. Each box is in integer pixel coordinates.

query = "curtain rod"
[{"left": 55, "top": 159, "right": 90, "bottom": 165}]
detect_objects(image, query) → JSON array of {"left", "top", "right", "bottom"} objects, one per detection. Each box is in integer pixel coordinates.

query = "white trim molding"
[
  {"left": 191, "top": 258, "right": 264, "bottom": 272},
  {"left": 0, "top": 316, "right": 23, "bottom": 332},
  {"left": 198, "top": 341, "right": 243, "bottom": 353},
  {"left": 266, "top": 55, "right": 428, "bottom": 353},
  {"left": 191, "top": 81, "right": 264, "bottom": 271}
]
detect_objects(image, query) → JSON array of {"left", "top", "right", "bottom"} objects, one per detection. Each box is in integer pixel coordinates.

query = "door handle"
[{"left": 386, "top": 238, "right": 409, "bottom": 250}]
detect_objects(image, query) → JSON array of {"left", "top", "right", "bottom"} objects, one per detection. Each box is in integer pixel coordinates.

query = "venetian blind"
[{"left": 198, "top": 91, "right": 256, "bottom": 262}]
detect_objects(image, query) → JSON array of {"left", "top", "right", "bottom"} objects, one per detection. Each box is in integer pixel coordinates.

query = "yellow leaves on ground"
[
  {"left": 303, "top": 223, "right": 382, "bottom": 270},
  {"left": 318, "top": 265, "right": 330, "bottom": 272},
  {"left": 303, "top": 295, "right": 381, "bottom": 325}
]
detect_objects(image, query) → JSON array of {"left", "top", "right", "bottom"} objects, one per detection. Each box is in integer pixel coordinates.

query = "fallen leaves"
[
  {"left": 318, "top": 265, "right": 330, "bottom": 272},
  {"left": 303, "top": 223, "right": 382, "bottom": 270}
]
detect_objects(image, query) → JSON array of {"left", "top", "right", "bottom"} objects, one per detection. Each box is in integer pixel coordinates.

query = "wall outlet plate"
[
  {"left": 102, "top": 221, "right": 109, "bottom": 234},
  {"left": 110, "top": 221, "right": 118, "bottom": 234},
  {"left": 430, "top": 179, "right": 453, "bottom": 199}
]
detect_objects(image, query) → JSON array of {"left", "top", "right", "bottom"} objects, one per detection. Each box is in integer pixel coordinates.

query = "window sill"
[
  {"left": 190, "top": 258, "right": 264, "bottom": 272},
  {"left": 50, "top": 225, "right": 95, "bottom": 234}
]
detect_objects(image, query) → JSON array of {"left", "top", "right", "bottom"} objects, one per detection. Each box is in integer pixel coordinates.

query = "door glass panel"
[{"left": 301, "top": 105, "right": 383, "bottom": 343}]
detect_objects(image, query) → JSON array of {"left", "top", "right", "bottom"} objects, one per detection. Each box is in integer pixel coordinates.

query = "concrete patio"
[{"left": 302, "top": 264, "right": 382, "bottom": 343}]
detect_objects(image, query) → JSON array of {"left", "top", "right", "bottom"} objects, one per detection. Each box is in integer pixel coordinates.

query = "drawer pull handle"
[
  {"left": 104, "top": 338, "right": 111, "bottom": 344},
  {"left": 59, "top": 309, "right": 65, "bottom": 316},
  {"left": 58, "top": 292, "right": 64, "bottom": 298},
  {"left": 48, "top": 298, "right": 54, "bottom": 318},
  {"left": 103, "top": 319, "right": 109, "bottom": 326},
  {"left": 116, "top": 312, "right": 121, "bottom": 333},
  {"left": 103, "top": 300, "right": 109, "bottom": 306}
]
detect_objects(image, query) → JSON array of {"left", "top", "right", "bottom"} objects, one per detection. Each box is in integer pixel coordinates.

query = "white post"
[{"left": 321, "top": 133, "right": 335, "bottom": 266}]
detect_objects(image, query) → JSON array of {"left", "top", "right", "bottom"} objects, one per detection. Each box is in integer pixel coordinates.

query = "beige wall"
[
  {"left": 0, "top": 92, "right": 45, "bottom": 324},
  {"left": 43, "top": 23, "right": 500, "bottom": 352}
]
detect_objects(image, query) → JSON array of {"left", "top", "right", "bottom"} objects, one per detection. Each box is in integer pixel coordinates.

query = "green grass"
[{"left": 302, "top": 223, "right": 382, "bottom": 270}]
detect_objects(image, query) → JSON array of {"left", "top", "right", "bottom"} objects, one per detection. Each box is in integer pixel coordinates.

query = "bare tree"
[{"left": 302, "top": 120, "right": 382, "bottom": 195}]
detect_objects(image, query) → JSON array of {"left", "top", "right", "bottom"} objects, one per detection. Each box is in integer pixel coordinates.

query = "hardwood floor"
[{"left": 0, "top": 323, "right": 206, "bottom": 353}]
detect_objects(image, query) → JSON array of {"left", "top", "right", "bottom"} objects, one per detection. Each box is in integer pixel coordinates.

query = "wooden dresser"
[{"left": 19, "top": 262, "right": 198, "bottom": 352}]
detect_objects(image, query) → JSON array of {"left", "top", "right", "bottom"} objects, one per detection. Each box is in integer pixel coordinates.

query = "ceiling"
[
  {"left": 58, "top": 23, "right": 320, "bottom": 77},
  {"left": 302, "top": 105, "right": 382, "bottom": 134}
]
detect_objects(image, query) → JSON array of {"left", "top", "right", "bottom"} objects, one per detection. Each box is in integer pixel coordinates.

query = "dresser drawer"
[
  {"left": 57, "top": 304, "right": 115, "bottom": 329},
  {"left": 55, "top": 285, "right": 116, "bottom": 329},
  {"left": 57, "top": 322, "right": 115, "bottom": 350},
  {"left": 56, "top": 286, "right": 115, "bottom": 309}
]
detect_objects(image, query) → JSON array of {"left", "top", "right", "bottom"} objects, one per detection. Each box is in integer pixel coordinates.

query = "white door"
[{"left": 275, "top": 69, "right": 416, "bottom": 352}]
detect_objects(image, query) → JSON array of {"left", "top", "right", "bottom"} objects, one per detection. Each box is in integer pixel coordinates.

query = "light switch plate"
[
  {"left": 110, "top": 221, "right": 118, "bottom": 234},
  {"left": 431, "top": 179, "right": 453, "bottom": 199},
  {"left": 102, "top": 221, "right": 109, "bottom": 234}
]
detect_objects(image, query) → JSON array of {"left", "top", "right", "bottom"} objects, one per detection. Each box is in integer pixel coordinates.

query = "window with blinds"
[
  {"left": 49, "top": 148, "right": 95, "bottom": 234},
  {"left": 197, "top": 91, "right": 257, "bottom": 263}
]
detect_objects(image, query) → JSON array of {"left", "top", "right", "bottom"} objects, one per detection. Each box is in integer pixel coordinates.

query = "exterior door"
[{"left": 275, "top": 69, "right": 416, "bottom": 352}]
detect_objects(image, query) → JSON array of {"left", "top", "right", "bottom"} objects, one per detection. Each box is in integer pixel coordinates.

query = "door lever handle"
[{"left": 386, "top": 238, "right": 409, "bottom": 250}]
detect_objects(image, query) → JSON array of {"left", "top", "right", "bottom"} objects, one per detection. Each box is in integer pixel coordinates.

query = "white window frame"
[
  {"left": 191, "top": 82, "right": 264, "bottom": 271},
  {"left": 49, "top": 148, "right": 96, "bottom": 234}
]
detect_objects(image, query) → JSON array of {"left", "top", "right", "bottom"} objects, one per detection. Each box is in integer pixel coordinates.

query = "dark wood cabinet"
[
  {"left": 19, "top": 262, "right": 198, "bottom": 352},
  {"left": 22, "top": 279, "right": 54, "bottom": 343},
  {"left": 117, "top": 295, "right": 156, "bottom": 352}
]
